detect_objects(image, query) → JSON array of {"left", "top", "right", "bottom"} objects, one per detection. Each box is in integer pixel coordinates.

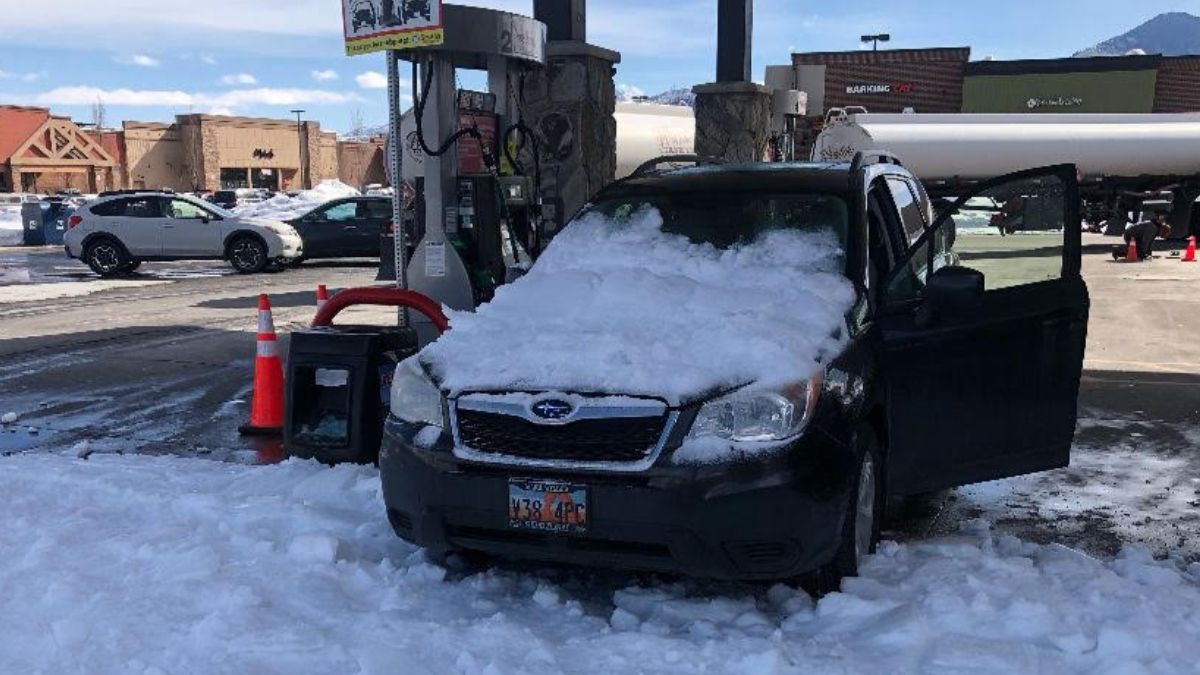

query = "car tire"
[
  {"left": 227, "top": 235, "right": 269, "bottom": 274},
  {"left": 123, "top": 260, "right": 143, "bottom": 273},
  {"left": 805, "top": 427, "right": 884, "bottom": 597},
  {"left": 84, "top": 238, "right": 132, "bottom": 278}
]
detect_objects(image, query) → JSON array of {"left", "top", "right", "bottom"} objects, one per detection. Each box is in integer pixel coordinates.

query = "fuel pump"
[{"left": 391, "top": 5, "right": 548, "bottom": 344}]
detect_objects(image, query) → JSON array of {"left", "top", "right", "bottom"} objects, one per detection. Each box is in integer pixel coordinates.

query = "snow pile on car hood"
[
  {"left": 232, "top": 179, "right": 361, "bottom": 221},
  {"left": 0, "top": 205, "right": 22, "bottom": 246},
  {"left": 420, "top": 207, "right": 855, "bottom": 402}
]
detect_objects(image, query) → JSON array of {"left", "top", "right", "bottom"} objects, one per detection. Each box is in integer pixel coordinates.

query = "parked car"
[
  {"left": 208, "top": 190, "right": 239, "bottom": 210},
  {"left": 64, "top": 192, "right": 303, "bottom": 275},
  {"left": 286, "top": 196, "right": 392, "bottom": 262},
  {"left": 379, "top": 157, "right": 1090, "bottom": 590}
]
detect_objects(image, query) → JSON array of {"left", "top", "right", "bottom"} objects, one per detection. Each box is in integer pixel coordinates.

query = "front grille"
[{"left": 456, "top": 409, "right": 668, "bottom": 463}]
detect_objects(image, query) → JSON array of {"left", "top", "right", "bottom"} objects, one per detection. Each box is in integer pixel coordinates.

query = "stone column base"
[{"left": 692, "top": 81, "right": 772, "bottom": 164}]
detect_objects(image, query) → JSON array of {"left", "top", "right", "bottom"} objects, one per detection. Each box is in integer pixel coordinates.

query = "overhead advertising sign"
[
  {"left": 845, "top": 83, "right": 915, "bottom": 95},
  {"left": 343, "top": 0, "right": 445, "bottom": 56}
]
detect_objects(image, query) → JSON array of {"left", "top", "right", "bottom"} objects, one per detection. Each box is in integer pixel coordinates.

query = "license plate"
[{"left": 507, "top": 478, "right": 588, "bottom": 534}]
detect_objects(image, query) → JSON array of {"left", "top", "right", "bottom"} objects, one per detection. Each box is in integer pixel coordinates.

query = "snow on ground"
[
  {"left": 421, "top": 207, "right": 855, "bottom": 402},
  {"left": 2, "top": 452, "right": 1199, "bottom": 675},
  {"left": 0, "top": 278, "right": 171, "bottom": 304},
  {"left": 233, "top": 179, "right": 361, "bottom": 221},
  {"left": 0, "top": 205, "right": 23, "bottom": 246}
]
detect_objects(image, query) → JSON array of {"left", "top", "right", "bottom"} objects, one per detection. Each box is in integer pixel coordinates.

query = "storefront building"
[
  {"left": 791, "top": 47, "right": 972, "bottom": 116},
  {"left": 962, "top": 55, "right": 1161, "bottom": 113},
  {"left": 0, "top": 105, "right": 118, "bottom": 193},
  {"left": 122, "top": 114, "right": 339, "bottom": 192}
]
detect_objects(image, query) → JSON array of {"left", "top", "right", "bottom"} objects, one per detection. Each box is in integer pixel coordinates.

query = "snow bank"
[
  {"left": 0, "top": 205, "right": 23, "bottom": 246},
  {"left": 421, "top": 207, "right": 855, "bottom": 402},
  {"left": 2, "top": 453, "right": 1199, "bottom": 674},
  {"left": 232, "top": 179, "right": 361, "bottom": 221}
]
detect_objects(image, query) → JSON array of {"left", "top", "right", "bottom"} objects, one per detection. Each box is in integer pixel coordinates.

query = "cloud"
[
  {"left": 23, "top": 86, "right": 363, "bottom": 109},
  {"left": 200, "top": 55, "right": 218, "bottom": 65},
  {"left": 115, "top": 53, "right": 159, "bottom": 67},
  {"left": 206, "top": 106, "right": 235, "bottom": 116},
  {"left": 616, "top": 83, "right": 646, "bottom": 102},
  {"left": 219, "top": 73, "right": 258, "bottom": 86},
  {"left": 0, "top": 69, "right": 43, "bottom": 82},
  {"left": 355, "top": 71, "right": 388, "bottom": 90},
  {"left": 312, "top": 69, "right": 339, "bottom": 82}
]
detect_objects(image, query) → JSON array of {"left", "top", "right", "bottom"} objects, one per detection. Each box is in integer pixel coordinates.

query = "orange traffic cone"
[
  {"left": 316, "top": 284, "right": 330, "bottom": 310},
  {"left": 239, "top": 294, "right": 285, "bottom": 436},
  {"left": 1124, "top": 240, "right": 1140, "bottom": 262},
  {"left": 1183, "top": 235, "right": 1197, "bottom": 263}
]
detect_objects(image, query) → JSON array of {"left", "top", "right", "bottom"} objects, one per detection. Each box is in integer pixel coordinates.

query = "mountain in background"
[
  {"left": 621, "top": 87, "right": 696, "bottom": 107},
  {"left": 1074, "top": 12, "right": 1200, "bottom": 56}
]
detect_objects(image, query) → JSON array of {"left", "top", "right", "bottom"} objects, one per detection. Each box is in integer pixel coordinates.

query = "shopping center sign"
[{"left": 343, "top": 0, "right": 445, "bottom": 56}]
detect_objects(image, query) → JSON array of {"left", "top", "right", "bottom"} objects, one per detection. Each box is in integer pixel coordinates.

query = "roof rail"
[
  {"left": 630, "top": 154, "right": 726, "bottom": 178},
  {"left": 849, "top": 150, "right": 904, "bottom": 174}
]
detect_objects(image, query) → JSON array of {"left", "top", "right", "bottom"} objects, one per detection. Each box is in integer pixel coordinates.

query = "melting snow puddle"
[{"left": 1, "top": 453, "right": 1199, "bottom": 674}]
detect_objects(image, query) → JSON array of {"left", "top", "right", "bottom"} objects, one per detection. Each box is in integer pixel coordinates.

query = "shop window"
[
  {"left": 251, "top": 168, "right": 279, "bottom": 191},
  {"left": 220, "top": 168, "right": 249, "bottom": 189}
]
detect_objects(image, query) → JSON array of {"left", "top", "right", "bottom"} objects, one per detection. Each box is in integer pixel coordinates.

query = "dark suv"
[{"left": 379, "top": 156, "right": 1089, "bottom": 587}]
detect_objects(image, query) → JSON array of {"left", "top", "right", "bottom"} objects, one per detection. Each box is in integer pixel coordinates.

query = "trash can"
[
  {"left": 284, "top": 325, "right": 419, "bottom": 465},
  {"left": 42, "top": 203, "right": 73, "bottom": 245},
  {"left": 20, "top": 203, "right": 46, "bottom": 246},
  {"left": 376, "top": 232, "right": 397, "bottom": 282}
]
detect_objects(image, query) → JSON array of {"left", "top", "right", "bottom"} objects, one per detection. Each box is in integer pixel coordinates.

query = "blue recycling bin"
[
  {"left": 19, "top": 202, "right": 74, "bottom": 246},
  {"left": 20, "top": 203, "right": 46, "bottom": 246},
  {"left": 42, "top": 203, "right": 73, "bottom": 245}
]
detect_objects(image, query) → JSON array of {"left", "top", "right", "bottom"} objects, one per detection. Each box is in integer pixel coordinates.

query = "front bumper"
[{"left": 379, "top": 416, "right": 856, "bottom": 581}]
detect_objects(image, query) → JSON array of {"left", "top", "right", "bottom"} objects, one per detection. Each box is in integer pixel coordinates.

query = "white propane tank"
[
  {"left": 811, "top": 111, "right": 1200, "bottom": 181},
  {"left": 614, "top": 102, "right": 695, "bottom": 178},
  {"left": 391, "top": 102, "right": 697, "bottom": 183}
]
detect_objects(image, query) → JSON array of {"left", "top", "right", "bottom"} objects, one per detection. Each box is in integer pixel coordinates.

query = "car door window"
[
  {"left": 886, "top": 177, "right": 926, "bottom": 244},
  {"left": 166, "top": 199, "right": 212, "bottom": 220},
  {"left": 121, "top": 198, "right": 163, "bottom": 218},
  {"left": 931, "top": 175, "right": 1069, "bottom": 291},
  {"left": 363, "top": 200, "right": 392, "bottom": 220},
  {"left": 319, "top": 202, "right": 357, "bottom": 222},
  {"left": 875, "top": 180, "right": 929, "bottom": 303}
]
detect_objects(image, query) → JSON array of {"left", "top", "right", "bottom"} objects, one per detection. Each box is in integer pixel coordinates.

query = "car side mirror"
[
  {"left": 200, "top": 215, "right": 210, "bottom": 224},
  {"left": 915, "top": 266, "right": 984, "bottom": 327}
]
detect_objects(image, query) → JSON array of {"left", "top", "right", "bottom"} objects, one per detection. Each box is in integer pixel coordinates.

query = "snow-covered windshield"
[
  {"left": 586, "top": 192, "right": 850, "bottom": 252},
  {"left": 419, "top": 205, "right": 856, "bottom": 403}
]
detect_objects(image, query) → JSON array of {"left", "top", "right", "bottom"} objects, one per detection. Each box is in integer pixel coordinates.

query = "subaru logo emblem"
[{"left": 531, "top": 399, "right": 574, "bottom": 420}]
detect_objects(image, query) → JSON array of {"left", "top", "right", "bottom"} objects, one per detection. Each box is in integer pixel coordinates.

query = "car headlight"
[
  {"left": 390, "top": 358, "right": 444, "bottom": 427},
  {"left": 685, "top": 374, "right": 822, "bottom": 443}
]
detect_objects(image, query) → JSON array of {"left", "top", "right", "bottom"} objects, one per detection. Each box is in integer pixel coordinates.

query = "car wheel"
[
  {"left": 84, "top": 239, "right": 131, "bottom": 277},
  {"left": 805, "top": 427, "right": 884, "bottom": 597},
  {"left": 228, "top": 236, "right": 269, "bottom": 274}
]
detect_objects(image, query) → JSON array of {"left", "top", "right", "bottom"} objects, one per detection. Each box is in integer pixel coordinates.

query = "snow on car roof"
[{"left": 419, "top": 206, "right": 856, "bottom": 403}]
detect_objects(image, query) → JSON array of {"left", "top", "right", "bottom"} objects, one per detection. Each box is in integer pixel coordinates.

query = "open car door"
[{"left": 879, "top": 164, "right": 1090, "bottom": 495}]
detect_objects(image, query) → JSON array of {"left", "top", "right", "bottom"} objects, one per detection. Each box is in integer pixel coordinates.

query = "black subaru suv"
[{"left": 379, "top": 156, "right": 1089, "bottom": 587}]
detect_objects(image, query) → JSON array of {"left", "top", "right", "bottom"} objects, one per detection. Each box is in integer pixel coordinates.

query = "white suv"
[{"left": 64, "top": 192, "right": 303, "bottom": 276}]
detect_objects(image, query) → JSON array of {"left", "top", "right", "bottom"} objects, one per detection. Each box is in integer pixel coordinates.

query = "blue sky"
[{"left": 0, "top": 0, "right": 1192, "bottom": 134}]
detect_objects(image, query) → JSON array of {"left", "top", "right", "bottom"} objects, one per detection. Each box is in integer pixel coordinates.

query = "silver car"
[{"left": 64, "top": 192, "right": 303, "bottom": 276}]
